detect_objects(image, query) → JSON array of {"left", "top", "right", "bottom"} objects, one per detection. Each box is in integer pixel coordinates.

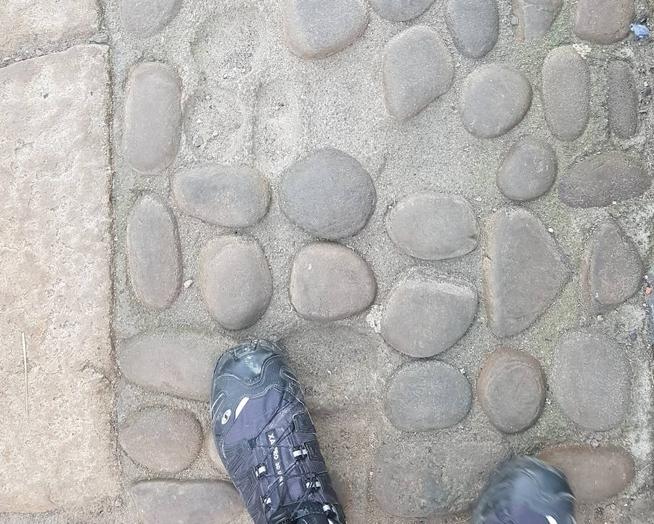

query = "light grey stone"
[
  {"left": 173, "top": 165, "right": 270, "bottom": 228},
  {"left": 381, "top": 277, "right": 477, "bottom": 358},
  {"left": 460, "top": 64, "right": 532, "bottom": 138},
  {"left": 608, "top": 61, "right": 639, "bottom": 139},
  {"left": 484, "top": 208, "right": 569, "bottom": 337},
  {"left": 542, "top": 46, "right": 590, "bottom": 141},
  {"left": 382, "top": 26, "right": 454, "bottom": 120},
  {"left": 370, "top": 0, "right": 435, "bottom": 21},
  {"left": 120, "top": 0, "right": 181, "bottom": 37},
  {"left": 127, "top": 194, "right": 182, "bottom": 310},
  {"left": 123, "top": 62, "right": 182, "bottom": 174},
  {"left": 280, "top": 148, "right": 376, "bottom": 239},
  {"left": 512, "top": 0, "right": 562, "bottom": 41},
  {"left": 574, "top": 0, "right": 634, "bottom": 44},
  {"left": 386, "top": 192, "right": 478, "bottom": 260},
  {"left": 496, "top": 137, "right": 557, "bottom": 201},
  {"left": 447, "top": 0, "right": 499, "bottom": 58},
  {"left": 282, "top": 0, "right": 368, "bottom": 59},
  {"left": 289, "top": 243, "right": 377, "bottom": 320},
  {"left": 552, "top": 332, "right": 631, "bottom": 431},
  {"left": 199, "top": 236, "right": 273, "bottom": 330}
]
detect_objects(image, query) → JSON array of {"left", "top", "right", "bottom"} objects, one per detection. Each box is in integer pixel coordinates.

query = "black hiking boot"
[{"left": 210, "top": 339, "right": 346, "bottom": 524}]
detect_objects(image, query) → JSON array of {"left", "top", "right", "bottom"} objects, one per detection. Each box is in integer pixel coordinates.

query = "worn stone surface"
[
  {"left": 608, "top": 61, "right": 639, "bottom": 139},
  {"left": 542, "top": 46, "right": 590, "bottom": 141},
  {"left": 559, "top": 152, "right": 650, "bottom": 208},
  {"left": 127, "top": 194, "right": 182, "bottom": 309},
  {"left": 552, "top": 332, "right": 631, "bottom": 431},
  {"left": 123, "top": 62, "right": 182, "bottom": 174},
  {"left": 478, "top": 348, "right": 545, "bottom": 433},
  {"left": 382, "top": 26, "right": 454, "bottom": 120},
  {"left": 496, "top": 137, "right": 557, "bottom": 201},
  {"left": 386, "top": 192, "right": 478, "bottom": 260},
  {"left": 385, "top": 361, "right": 472, "bottom": 431},
  {"left": 290, "top": 243, "right": 376, "bottom": 320},
  {"left": 280, "top": 148, "right": 376, "bottom": 239},
  {"left": 539, "top": 445, "right": 635, "bottom": 503},
  {"left": 173, "top": 165, "right": 270, "bottom": 228},
  {"left": 460, "top": 64, "right": 532, "bottom": 138},
  {"left": 370, "top": 0, "right": 435, "bottom": 21},
  {"left": 282, "top": 0, "right": 368, "bottom": 59},
  {"left": 512, "top": 0, "right": 562, "bottom": 40},
  {"left": 0, "top": 45, "right": 118, "bottom": 512},
  {"left": 484, "top": 208, "right": 569, "bottom": 337},
  {"left": 446, "top": 0, "right": 499, "bottom": 58},
  {"left": 120, "top": 0, "right": 181, "bottom": 37},
  {"left": 199, "top": 236, "right": 273, "bottom": 330},
  {"left": 119, "top": 408, "right": 202, "bottom": 474},
  {"left": 382, "top": 277, "right": 477, "bottom": 358},
  {"left": 130, "top": 480, "right": 242, "bottom": 524},
  {"left": 574, "top": 0, "right": 634, "bottom": 44}
]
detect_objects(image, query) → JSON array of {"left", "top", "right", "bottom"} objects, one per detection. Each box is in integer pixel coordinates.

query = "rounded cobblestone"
[
  {"left": 496, "top": 137, "right": 557, "bottom": 201},
  {"left": 477, "top": 348, "right": 545, "bottom": 434},
  {"left": 127, "top": 194, "right": 181, "bottom": 310},
  {"left": 382, "top": 26, "right": 454, "bottom": 120},
  {"left": 123, "top": 62, "right": 182, "bottom": 174},
  {"left": 282, "top": 0, "right": 368, "bottom": 59},
  {"left": 173, "top": 165, "right": 270, "bottom": 228},
  {"left": 370, "top": 0, "right": 435, "bottom": 21},
  {"left": 199, "top": 236, "right": 273, "bottom": 330},
  {"left": 542, "top": 46, "right": 590, "bottom": 141},
  {"left": 381, "top": 277, "right": 477, "bottom": 358},
  {"left": 385, "top": 361, "right": 472, "bottom": 431},
  {"left": 574, "top": 0, "right": 634, "bottom": 44},
  {"left": 280, "top": 148, "right": 376, "bottom": 240},
  {"left": 120, "top": 0, "right": 181, "bottom": 37},
  {"left": 460, "top": 64, "right": 532, "bottom": 138},
  {"left": 446, "top": 0, "right": 498, "bottom": 58},
  {"left": 289, "top": 243, "right": 376, "bottom": 321},
  {"left": 608, "top": 61, "right": 639, "bottom": 139},
  {"left": 552, "top": 332, "right": 631, "bottom": 431},
  {"left": 119, "top": 407, "right": 202, "bottom": 474},
  {"left": 512, "top": 0, "right": 562, "bottom": 41}
]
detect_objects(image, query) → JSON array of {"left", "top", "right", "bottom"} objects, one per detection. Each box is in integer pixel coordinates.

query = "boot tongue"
[{"left": 271, "top": 501, "right": 332, "bottom": 524}]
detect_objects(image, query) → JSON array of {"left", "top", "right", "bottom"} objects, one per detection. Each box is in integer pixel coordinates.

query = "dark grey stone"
[
  {"left": 289, "top": 243, "right": 376, "bottom": 320},
  {"left": 542, "top": 46, "right": 590, "bottom": 141},
  {"left": 385, "top": 361, "right": 472, "bottom": 431},
  {"left": 280, "top": 148, "right": 376, "bottom": 239},
  {"left": 127, "top": 194, "right": 181, "bottom": 309},
  {"left": 381, "top": 277, "right": 477, "bottom": 358},
  {"left": 198, "top": 236, "right": 273, "bottom": 330},
  {"left": 460, "top": 64, "right": 532, "bottom": 138},
  {"left": 512, "top": 0, "right": 562, "bottom": 41},
  {"left": 370, "top": 0, "right": 435, "bottom": 21},
  {"left": 382, "top": 25, "right": 454, "bottom": 120},
  {"left": 552, "top": 332, "right": 631, "bottom": 431},
  {"left": 484, "top": 208, "right": 569, "bottom": 337},
  {"left": 119, "top": 407, "right": 202, "bottom": 474},
  {"left": 120, "top": 0, "right": 181, "bottom": 37},
  {"left": 574, "top": 0, "right": 634, "bottom": 44},
  {"left": 123, "top": 62, "right": 181, "bottom": 174},
  {"left": 172, "top": 165, "right": 270, "bottom": 228},
  {"left": 559, "top": 152, "right": 650, "bottom": 208},
  {"left": 608, "top": 61, "right": 639, "bottom": 139},
  {"left": 446, "top": 0, "right": 499, "bottom": 58},
  {"left": 496, "top": 137, "right": 557, "bottom": 201}
]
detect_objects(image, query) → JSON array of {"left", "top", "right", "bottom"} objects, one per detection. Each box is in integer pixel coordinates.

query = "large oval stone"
[
  {"left": 119, "top": 408, "right": 202, "bottom": 474},
  {"left": 381, "top": 277, "right": 477, "bottom": 358},
  {"left": 120, "top": 0, "right": 181, "bottom": 37},
  {"left": 118, "top": 332, "right": 233, "bottom": 401},
  {"left": 130, "top": 480, "right": 242, "bottom": 524},
  {"left": 280, "top": 148, "right": 376, "bottom": 240},
  {"left": 447, "top": 0, "right": 499, "bottom": 58},
  {"left": 385, "top": 361, "right": 472, "bottom": 431},
  {"left": 370, "top": 0, "right": 435, "bottom": 21},
  {"left": 123, "top": 62, "right": 181, "bottom": 174},
  {"left": 478, "top": 348, "right": 545, "bottom": 433},
  {"left": 513, "top": 0, "right": 562, "bottom": 41},
  {"left": 282, "top": 0, "right": 368, "bottom": 59},
  {"left": 496, "top": 137, "right": 557, "bottom": 201},
  {"left": 542, "top": 46, "right": 590, "bottom": 141},
  {"left": 172, "top": 165, "right": 270, "bottom": 228},
  {"left": 382, "top": 26, "right": 454, "bottom": 120},
  {"left": 559, "top": 152, "right": 650, "bottom": 208},
  {"left": 552, "top": 332, "right": 631, "bottom": 431},
  {"left": 484, "top": 208, "right": 569, "bottom": 337},
  {"left": 608, "top": 61, "right": 639, "bottom": 139},
  {"left": 289, "top": 243, "right": 376, "bottom": 320},
  {"left": 127, "top": 194, "right": 181, "bottom": 309},
  {"left": 460, "top": 64, "right": 532, "bottom": 138},
  {"left": 198, "top": 236, "right": 273, "bottom": 330},
  {"left": 538, "top": 445, "right": 635, "bottom": 503},
  {"left": 386, "top": 192, "right": 478, "bottom": 260},
  {"left": 574, "top": 0, "right": 634, "bottom": 44}
]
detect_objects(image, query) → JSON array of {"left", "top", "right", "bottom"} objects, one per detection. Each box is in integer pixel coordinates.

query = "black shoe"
[
  {"left": 473, "top": 456, "right": 575, "bottom": 523},
  {"left": 210, "top": 339, "right": 346, "bottom": 524}
]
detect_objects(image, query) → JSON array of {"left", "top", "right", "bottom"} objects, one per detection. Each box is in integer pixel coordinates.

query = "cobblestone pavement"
[{"left": 2, "top": 0, "right": 654, "bottom": 522}]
